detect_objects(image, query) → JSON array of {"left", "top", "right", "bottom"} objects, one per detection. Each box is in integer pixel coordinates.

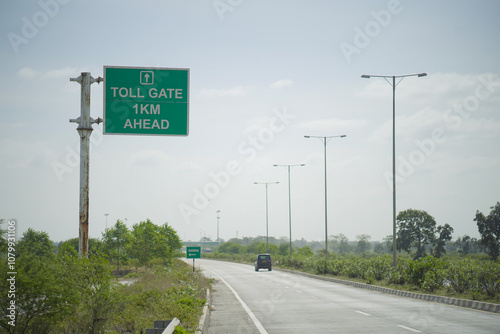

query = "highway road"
[{"left": 191, "top": 258, "right": 500, "bottom": 334}]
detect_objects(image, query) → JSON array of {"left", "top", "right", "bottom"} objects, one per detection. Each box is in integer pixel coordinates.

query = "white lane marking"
[
  {"left": 355, "top": 310, "right": 371, "bottom": 316},
  {"left": 397, "top": 325, "right": 422, "bottom": 333},
  {"left": 209, "top": 270, "right": 269, "bottom": 334},
  {"left": 296, "top": 290, "right": 303, "bottom": 294},
  {"left": 311, "top": 296, "right": 319, "bottom": 299}
]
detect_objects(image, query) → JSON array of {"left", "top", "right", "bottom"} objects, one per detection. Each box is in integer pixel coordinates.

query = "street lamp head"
[
  {"left": 273, "top": 164, "right": 278, "bottom": 167},
  {"left": 418, "top": 73, "right": 427, "bottom": 77},
  {"left": 361, "top": 75, "right": 370, "bottom": 79},
  {"left": 340, "top": 135, "right": 347, "bottom": 138},
  {"left": 300, "top": 164, "right": 305, "bottom": 166},
  {"left": 304, "top": 135, "right": 311, "bottom": 138}
]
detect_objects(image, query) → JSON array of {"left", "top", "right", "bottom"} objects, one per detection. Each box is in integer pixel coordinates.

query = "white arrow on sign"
[{"left": 140, "top": 71, "right": 154, "bottom": 85}]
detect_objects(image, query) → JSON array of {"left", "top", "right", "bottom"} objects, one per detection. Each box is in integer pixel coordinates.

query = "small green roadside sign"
[
  {"left": 186, "top": 247, "right": 201, "bottom": 259},
  {"left": 103, "top": 66, "right": 189, "bottom": 136}
]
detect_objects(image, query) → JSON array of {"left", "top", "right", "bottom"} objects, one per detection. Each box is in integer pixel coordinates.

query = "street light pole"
[
  {"left": 361, "top": 72, "right": 427, "bottom": 267},
  {"left": 216, "top": 210, "right": 221, "bottom": 243},
  {"left": 105, "top": 213, "right": 109, "bottom": 230},
  {"left": 273, "top": 164, "right": 305, "bottom": 256},
  {"left": 304, "top": 135, "right": 346, "bottom": 256},
  {"left": 254, "top": 181, "right": 279, "bottom": 253}
]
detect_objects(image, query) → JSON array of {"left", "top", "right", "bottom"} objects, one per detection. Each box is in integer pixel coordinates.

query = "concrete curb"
[
  {"left": 276, "top": 268, "right": 500, "bottom": 314},
  {"left": 195, "top": 288, "right": 211, "bottom": 334}
]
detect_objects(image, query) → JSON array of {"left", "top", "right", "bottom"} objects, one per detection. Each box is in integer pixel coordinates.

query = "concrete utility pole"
[{"left": 69, "top": 72, "right": 102, "bottom": 258}]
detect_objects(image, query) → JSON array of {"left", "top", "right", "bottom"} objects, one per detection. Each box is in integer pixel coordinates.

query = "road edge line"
[{"left": 210, "top": 270, "right": 269, "bottom": 334}]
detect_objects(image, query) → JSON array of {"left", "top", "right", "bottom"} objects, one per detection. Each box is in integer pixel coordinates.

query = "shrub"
[
  {"left": 367, "top": 256, "right": 392, "bottom": 281},
  {"left": 445, "top": 259, "right": 477, "bottom": 294},
  {"left": 476, "top": 262, "right": 500, "bottom": 297},
  {"left": 405, "top": 256, "right": 445, "bottom": 289},
  {"left": 313, "top": 258, "right": 329, "bottom": 275},
  {"left": 422, "top": 268, "right": 444, "bottom": 292},
  {"left": 326, "top": 257, "right": 344, "bottom": 276},
  {"left": 341, "top": 257, "right": 368, "bottom": 279}
]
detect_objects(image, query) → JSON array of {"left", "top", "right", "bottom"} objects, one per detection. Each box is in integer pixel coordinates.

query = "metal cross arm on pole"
[
  {"left": 361, "top": 72, "right": 427, "bottom": 267},
  {"left": 304, "top": 134, "right": 346, "bottom": 256}
]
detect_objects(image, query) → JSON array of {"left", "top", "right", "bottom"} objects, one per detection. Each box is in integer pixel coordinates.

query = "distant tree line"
[{"left": 213, "top": 202, "right": 500, "bottom": 261}]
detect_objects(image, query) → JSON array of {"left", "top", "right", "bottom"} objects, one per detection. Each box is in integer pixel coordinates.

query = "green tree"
[
  {"left": 58, "top": 241, "right": 78, "bottom": 257},
  {"left": 247, "top": 241, "right": 266, "bottom": 254},
  {"left": 456, "top": 235, "right": 471, "bottom": 255},
  {"left": 218, "top": 241, "right": 244, "bottom": 254},
  {"left": 397, "top": 209, "right": 436, "bottom": 259},
  {"left": 156, "top": 223, "right": 182, "bottom": 264},
  {"left": 0, "top": 219, "right": 8, "bottom": 254},
  {"left": 57, "top": 237, "right": 104, "bottom": 257},
  {"left": 331, "top": 234, "right": 351, "bottom": 254},
  {"left": 278, "top": 242, "right": 291, "bottom": 256},
  {"left": 17, "top": 228, "right": 54, "bottom": 258},
  {"left": 267, "top": 243, "right": 279, "bottom": 255},
  {"left": 456, "top": 235, "right": 482, "bottom": 255},
  {"left": 129, "top": 219, "right": 159, "bottom": 267},
  {"left": 475, "top": 202, "right": 500, "bottom": 260},
  {"left": 0, "top": 255, "right": 77, "bottom": 333},
  {"left": 102, "top": 220, "right": 131, "bottom": 270},
  {"left": 297, "top": 246, "right": 314, "bottom": 257},
  {"left": 373, "top": 242, "right": 385, "bottom": 254},
  {"left": 55, "top": 254, "right": 115, "bottom": 333},
  {"left": 432, "top": 224, "right": 454, "bottom": 258},
  {"left": 1, "top": 227, "right": 115, "bottom": 334},
  {"left": 356, "top": 234, "right": 371, "bottom": 253}
]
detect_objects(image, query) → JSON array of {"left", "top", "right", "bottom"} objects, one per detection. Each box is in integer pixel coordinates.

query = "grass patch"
[{"left": 107, "top": 259, "right": 210, "bottom": 333}]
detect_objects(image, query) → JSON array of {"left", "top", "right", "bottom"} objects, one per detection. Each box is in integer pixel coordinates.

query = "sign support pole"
[
  {"left": 69, "top": 72, "right": 102, "bottom": 258},
  {"left": 187, "top": 246, "right": 201, "bottom": 273}
]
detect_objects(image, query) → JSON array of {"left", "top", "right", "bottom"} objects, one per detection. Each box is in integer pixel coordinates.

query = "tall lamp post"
[
  {"left": 216, "top": 210, "right": 221, "bottom": 243},
  {"left": 273, "top": 164, "right": 305, "bottom": 256},
  {"left": 361, "top": 72, "right": 427, "bottom": 267},
  {"left": 104, "top": 213, "right": 109, "bottom": 230},
  {"left": 254, "top": 181, "right": 279, "bottom": 253},
  {"left": 304, "top": 135, "right": 346, "bottom": 256}
]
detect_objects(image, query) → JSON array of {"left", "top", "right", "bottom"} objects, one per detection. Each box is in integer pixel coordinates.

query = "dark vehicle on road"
[{"left": 255, "top": 254, "right": 272, "bottom": 271}]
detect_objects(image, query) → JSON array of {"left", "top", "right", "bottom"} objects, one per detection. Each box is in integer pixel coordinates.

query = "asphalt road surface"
[{"left": 190, "top": 258, "right": 500, "bottom": 334}]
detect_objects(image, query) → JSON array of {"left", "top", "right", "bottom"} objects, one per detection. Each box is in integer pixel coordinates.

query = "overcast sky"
[{"left": 1, "top": 0, "right": 499, "bottom": 244}]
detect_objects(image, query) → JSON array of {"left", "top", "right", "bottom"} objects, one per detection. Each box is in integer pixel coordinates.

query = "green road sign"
[
  {"left": 186, "top": 247, "right": 201, "bottom": 259},
  {"left": 103, "top": 66, "right": 189, "bottom": 136}
]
